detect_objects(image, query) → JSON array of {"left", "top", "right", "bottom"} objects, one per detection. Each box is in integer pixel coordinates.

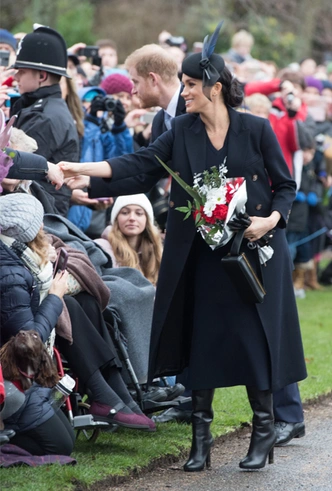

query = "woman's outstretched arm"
[{"left": 60, "top": 160, "right": 112, "bottom": 179}]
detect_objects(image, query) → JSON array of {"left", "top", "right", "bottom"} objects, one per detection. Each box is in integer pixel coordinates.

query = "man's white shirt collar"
[{"left": 165, "top": 84, "right": 181, "bottom": 118}]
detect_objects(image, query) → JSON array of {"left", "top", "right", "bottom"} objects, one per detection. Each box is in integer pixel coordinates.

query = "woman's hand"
[
  {"left": 244, "top": 214, "right": 279, "bottom": 242},
  {"left": 48, "top": 244, "right": 57, "bottom": 262},
  {"left": 49, "top": 270, "right": 69, "bottom": 299},
  {"left": 58, "top": 162, "right": 83, "bottom": 178},
  {"left": 124, "top": 108, "right": 148, "bottom": 128},
  {"left": 70, "top": 189, "right": 113, "bottom": 209},
  {"left": 47, "top": 162, "right": 64, "bottom": 190}
]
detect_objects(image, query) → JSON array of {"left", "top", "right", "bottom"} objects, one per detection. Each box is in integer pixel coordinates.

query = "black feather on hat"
[{"left": 182, "top": 21, "right": 225, "bottom": 100}]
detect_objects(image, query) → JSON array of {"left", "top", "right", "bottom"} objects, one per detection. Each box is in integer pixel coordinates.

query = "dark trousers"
[
  {"left": 273, "top": 383, "right": 304, "bottom": 423},
  {"left": 10, "top": 409, "right": 75, "bottom": 456}
]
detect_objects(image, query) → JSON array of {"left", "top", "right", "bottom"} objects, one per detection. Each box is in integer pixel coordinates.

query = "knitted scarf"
[{"left": 0, "top": 234, "right": 53, "bottom": 302}]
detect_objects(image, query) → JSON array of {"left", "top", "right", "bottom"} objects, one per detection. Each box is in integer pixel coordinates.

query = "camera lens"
[
  {"left": 286, "top": 93, "right": 295, "bottom": 103},
  {"left": 104, "top": 96, "right": 116, "bottom": 112}
]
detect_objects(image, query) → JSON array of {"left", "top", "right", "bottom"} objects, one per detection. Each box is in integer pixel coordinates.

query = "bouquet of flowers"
[{"left": 155, "top": 156, "right": 247, "bottom": 250}]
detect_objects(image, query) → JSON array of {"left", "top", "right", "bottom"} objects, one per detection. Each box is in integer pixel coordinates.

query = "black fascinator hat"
[{"left": 182, "top": 21, "right": 225, "bottom": 99}]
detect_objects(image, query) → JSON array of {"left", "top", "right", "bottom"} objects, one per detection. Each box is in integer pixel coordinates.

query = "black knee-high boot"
[
  {"left": 183, "top": 389, "right": 215, "bottom": 472},
  {"left": 239, "top": 387, "right": 276, "bottom": 470}
]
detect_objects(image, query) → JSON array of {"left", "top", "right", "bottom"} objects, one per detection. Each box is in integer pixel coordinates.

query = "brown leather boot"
[
  {"left": 304, "top": 260, "right": 323, "bottom": 290},
  {"left": 292, "top": 267, "right": 305, "bottom": 290}
]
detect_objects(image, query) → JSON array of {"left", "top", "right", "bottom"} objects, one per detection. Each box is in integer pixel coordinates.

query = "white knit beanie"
[
  {"left": 110, "top": 194, "right": 154, "bottom": 225},
  {"left": 0, "top": 193, "right": 44, "bottom": 243}
]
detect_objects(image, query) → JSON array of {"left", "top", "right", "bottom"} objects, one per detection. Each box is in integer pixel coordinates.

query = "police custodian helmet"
[{"left": 12, "top": 24, "right": 70, "bottom": 78}]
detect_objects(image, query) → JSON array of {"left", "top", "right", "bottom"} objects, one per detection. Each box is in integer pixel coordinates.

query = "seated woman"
[
  {"left": 0, "top": 331, "right": 75, "bottom": 456},
  {"left": 95, "top": 195, "right": 182, "bottom": 402},
  {"left": 0, "top": 193, "right": 155, "bottom": 431},
  {"left": 95, "top": 194, "right": 163, "bottom": 286}
]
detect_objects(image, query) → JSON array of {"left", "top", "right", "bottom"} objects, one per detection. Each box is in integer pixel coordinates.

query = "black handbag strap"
[
  {"left": 229, "top": 229, "right": 246, "bottom": 256},
  {"left": 229, "top": 229, "right": 265, "bottom": 286}
]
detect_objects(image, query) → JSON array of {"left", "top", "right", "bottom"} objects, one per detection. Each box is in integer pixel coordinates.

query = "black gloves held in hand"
[
  {"left": 112, "top": 99, "right": 126, "bottom": 127},
  {"left": 229, "top": 212, "right": 276, "bottom": 246},
  {"left": 228, "top": 212, "right": 252, "bottom": 231},
  {"left": 90, "top": 95, "right": 105, "bottom": 117}
]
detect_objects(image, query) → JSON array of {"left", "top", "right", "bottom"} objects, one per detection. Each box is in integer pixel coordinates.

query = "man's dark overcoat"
[{"left": 89, "top": 108, "right": 307, "bottom": 391}]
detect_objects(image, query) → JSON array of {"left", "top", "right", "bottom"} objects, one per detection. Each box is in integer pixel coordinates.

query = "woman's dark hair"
[{"left": 218, "top": 65, "right": 244, "bottom": 108}]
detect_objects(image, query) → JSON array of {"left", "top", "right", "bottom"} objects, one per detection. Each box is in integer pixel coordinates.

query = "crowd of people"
[{"left": 0, "top": 19, "right": 331, "bottom": 474}]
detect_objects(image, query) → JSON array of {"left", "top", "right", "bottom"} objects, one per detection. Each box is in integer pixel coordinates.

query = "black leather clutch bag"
[{"left": 221, "top": 229, "right": 266, "bottom": 304}]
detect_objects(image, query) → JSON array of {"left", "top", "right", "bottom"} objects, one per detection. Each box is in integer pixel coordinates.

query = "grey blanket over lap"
[{"left": 44, "top": 214, "right": 155, "bottom": 384}]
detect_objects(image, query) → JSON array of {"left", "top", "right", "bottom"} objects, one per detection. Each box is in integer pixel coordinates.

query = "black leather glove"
[
  {"left": 256, "top": 229, "right": 276, "bottom": 247},
  {"left": 112, "top": 99, "right": 126, "bottom": 127},
  {"left": 90, "top": 95, "right": 105, "bottom": 117},
  {"left": 228, "top": 212, "right": 252, "bottom": 231}
]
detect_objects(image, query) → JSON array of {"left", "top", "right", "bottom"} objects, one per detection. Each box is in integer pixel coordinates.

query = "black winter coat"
[
  {"left": 0, "top": 242, "right": 63, "bottom": 347},
  {"left": 89, "top": 108, "right": 307, "bottom": 391},
  {"left": 12, "top": 85, "right": 80, "bottom": 216}
]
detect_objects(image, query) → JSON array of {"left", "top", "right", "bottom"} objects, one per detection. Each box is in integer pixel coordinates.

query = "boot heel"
[
  {"left": 268, "top": 447, "right": 274, "bottom": 465},
  {"left": 205, "top": 450, "right": 211, "bottom": 469}
]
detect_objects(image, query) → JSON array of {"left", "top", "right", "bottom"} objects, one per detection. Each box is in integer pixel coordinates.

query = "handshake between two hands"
[
  {"left": 47, "top": 161, "right": 113, "bottom": 208},
  {"left": 47, "top": 162, "right": 91, "bottom": 190}
]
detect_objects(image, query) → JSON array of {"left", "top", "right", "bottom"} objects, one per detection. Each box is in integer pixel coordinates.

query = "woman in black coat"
[{"left": 60, "top": 30, "right": 307, "bottom": 473}]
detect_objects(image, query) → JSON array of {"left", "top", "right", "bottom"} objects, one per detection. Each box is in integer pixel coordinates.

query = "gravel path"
[{"left": 105, "top": 394, "right": 332, "bottom": 491}]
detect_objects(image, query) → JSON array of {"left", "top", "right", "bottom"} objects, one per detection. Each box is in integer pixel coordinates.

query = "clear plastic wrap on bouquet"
[{"left": 199, "top": 179, "right": 247, "bottom": 250}]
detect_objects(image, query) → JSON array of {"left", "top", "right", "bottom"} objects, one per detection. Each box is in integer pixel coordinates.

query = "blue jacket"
[
  {"left": 2, "top": 382, "right": 55, "bottom": 433},
  {"left": 0, "top": 242, "right": 63, "bottom": 347},
  {"left": 68, "top": 115, "right": 133, "bottom": 231},
  {"left": 81, "top": 115, "right": 133, "bottom": 162}
]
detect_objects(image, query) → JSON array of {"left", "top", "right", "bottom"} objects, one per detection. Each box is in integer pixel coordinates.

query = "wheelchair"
[{"left": 54, "top": 317, "right": 191, "bottom": 443}]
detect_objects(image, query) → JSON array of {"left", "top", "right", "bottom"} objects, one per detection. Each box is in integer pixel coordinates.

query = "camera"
[
  {"left": 93, "top": 94, "right": 117, "bottom": 112},
  {"left": 315, "top": 133, "right": 325, "bottom": 153},
  {"left": 286, "top": 92, "right": 295, "bottom": 104},
  {"left": 0, "top": 50, "right": 10, "bottom": 67},
  {"left": 77, "top": 46, "right": 99, "bottom": 58},
  {"left": 165, "top": 36, "right": 187, "bottom": 52}
]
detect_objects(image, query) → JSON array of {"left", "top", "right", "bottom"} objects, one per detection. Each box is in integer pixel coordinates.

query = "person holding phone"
[
  {"left": 0, "top": 28, "right": 17, "bottom": 84},
  {"left": 0, "top": 193, "right": 155, "bottom": 432},
  {"left": 0, "top": 194, "right": 67, "bottom": 345}
]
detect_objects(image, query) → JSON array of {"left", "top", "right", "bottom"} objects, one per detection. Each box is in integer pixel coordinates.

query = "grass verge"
[{"left": 1, "top": 287, "right": 331, "bottom": 490}]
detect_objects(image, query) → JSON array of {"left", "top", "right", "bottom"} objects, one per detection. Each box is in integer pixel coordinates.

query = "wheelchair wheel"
[{"left": 75, "top": 402, "right": 101, "bottom": 443}]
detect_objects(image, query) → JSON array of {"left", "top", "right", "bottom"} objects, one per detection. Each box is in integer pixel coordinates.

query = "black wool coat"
[{"left": 89, "top": 108, "right": 307, "bottom": 391}]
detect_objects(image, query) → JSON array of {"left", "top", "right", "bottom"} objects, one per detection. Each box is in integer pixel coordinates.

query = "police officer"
[{"left": 11, "top": 25, "right": 79, "bottom": 216}]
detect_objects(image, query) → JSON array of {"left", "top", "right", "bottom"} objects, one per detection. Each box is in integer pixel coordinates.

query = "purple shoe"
[
  {"left": 137, "top": 413, "right": 156, "bottom": 432},
  {"left": 89, "top": 402, "right": 150, "bottom": 430}
]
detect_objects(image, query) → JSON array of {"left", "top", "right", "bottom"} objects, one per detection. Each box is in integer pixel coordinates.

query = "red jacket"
[
  {"left": 245, "top": 79, "right": 308, "bottom": 176},
  {"left": 269, "top": 97, "right": 308, "bottom": 176}
]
